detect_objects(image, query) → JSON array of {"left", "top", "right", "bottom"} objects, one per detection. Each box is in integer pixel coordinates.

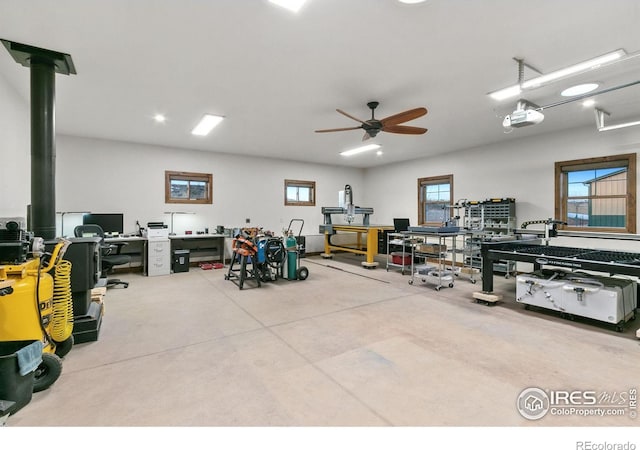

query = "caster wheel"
[
  {"left": 408, "top": 280, "right": 413, "bottom": 285},
  {"left": 471, "top": 279, "right": 477, "bottom": 284},
  {"left": 524, "top": 304, "right": 531, "bottom": 310},
  {"left": 616, "top": 325, "right": 624, "bottom": 333},
  {"left": 504, "top": 274, "right": 510, "bottom": 279},
  {"left": 435, "top": 286, "right": 441, "bottom": 291},
  {"left": 448, "top": 283, "right": 454, "bottom": 288}
]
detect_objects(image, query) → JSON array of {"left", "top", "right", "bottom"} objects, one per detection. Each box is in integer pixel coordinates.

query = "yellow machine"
[{"left": 0, "top": 235, "right": 74, "bottom": 392}]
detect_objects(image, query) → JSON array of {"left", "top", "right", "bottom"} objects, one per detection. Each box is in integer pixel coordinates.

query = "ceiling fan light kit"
[{"left": 315, "top": 101, "right": 428, "bottom": 141}]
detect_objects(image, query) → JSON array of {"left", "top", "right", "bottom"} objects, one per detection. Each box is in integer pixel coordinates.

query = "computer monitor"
[
  {"left": 83, "top": 213, "right": 124, "bottom": 235},
  {"left": 394, "top": 218, "right": 410, "bottom": 232}
]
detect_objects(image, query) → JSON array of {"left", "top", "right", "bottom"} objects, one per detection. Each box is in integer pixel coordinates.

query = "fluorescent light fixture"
[
  {"left": 191, "top": 114, "right": 224, "bottom": 136},
  {"left": 561, "top": 83, "right": 599, "bottom": 97},
  {"left": 269, "top": 0, "right": 307, "bottom": 13},
  {"left": 594, "top": 108, "right": 640, "bottom": 131},
  {"left": 599, "top": 120, "right": 640, "bottom": 132},
  {"left": 489, "top": 85, "right": 522, "bottom": 101},
  {"left": 489, "top": 49, "right": 626, "bottom": 101},
  {"left": 153, "top": 114, "right": 166, "bottom": 123},
  {"left": 340, "top": 144, "right": 381, "bottom": 157}
]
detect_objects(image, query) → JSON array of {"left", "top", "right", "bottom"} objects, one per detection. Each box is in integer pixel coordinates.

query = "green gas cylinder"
[{"left": 286, "top": 233, "right": 297, "bottom": 280}]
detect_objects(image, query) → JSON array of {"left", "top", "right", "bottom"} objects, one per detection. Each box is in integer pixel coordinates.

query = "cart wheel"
[
  {"left": 408, "top": 279, "right": 413, "bottom": 285},
  {"left": 448, "top": 283, "right": 454, "bottom": 288},
  {"left": 435, "top": 286, "right": 441, "bottom": 291},
  {"left": 33, "top": 353, "right": 63, "bottom": 393},
  {"left": 504, "top": 274, "right": 510, "bottom": 279},
  {"left": 296, "top": 266, "right": 309, "bottom": 281},
  {"left": 616, "top": 325, "right": 624, "bottom": 333},
  {"left": 470, "top": 279, "right": 477, "bottom": 284}
]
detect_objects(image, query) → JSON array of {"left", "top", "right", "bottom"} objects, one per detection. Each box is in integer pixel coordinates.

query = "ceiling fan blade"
[
  {"left": 315, "top": 126, "right": 363, "bottom": 133},
  {"left": 383, "top": 125, "right": 428, "bottom": 135},
  {"left": 380, "top": 107, "right": 428, "bottom": 126},
  {"left": 336, "top": 109, "right": 368, "bottom": 125}
]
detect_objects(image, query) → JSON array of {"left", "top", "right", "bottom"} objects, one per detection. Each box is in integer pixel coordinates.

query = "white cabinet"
[{"left": 147, "top": 238, "right": 170, "bottom": 276}]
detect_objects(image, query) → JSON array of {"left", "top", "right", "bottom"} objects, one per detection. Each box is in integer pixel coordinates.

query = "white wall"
[
  {"left": 3, "top": 69, "right": 640, "bottom": 256},
  {"left": 56, "top": 135, "right": 364, "bottom": 252},
  {"left": 363, "top": 125, "right": 640, "bottom": 252},
  {"left": 0, "top": 73, "right": 29, "bottom": 217}
]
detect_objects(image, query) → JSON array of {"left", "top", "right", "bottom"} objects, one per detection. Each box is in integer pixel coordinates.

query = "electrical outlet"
[{"left": 245, "top": 218, "right": 250, "bottom": 223}]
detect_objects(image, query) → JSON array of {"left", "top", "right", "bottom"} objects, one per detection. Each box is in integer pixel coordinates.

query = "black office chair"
[{"left": 74, "top": 224, "right": 130, "bottom": 288}]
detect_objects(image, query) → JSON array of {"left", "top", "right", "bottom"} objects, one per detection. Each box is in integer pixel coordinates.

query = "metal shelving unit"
[
  {"left": 460, "top": 198, "right": 517, "bottom": 277},
  {"left": 386, "top": 232, "right": 421, "bottom": 274},
  {"left": 407, "top": 231, "right": 461, "bottom": 291}
]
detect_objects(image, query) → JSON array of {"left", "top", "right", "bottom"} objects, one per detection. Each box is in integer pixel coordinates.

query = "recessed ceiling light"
[
  {"left": 340, "top": 144, "right": 381, "bottom": 157},
  {"left": 153, "top": 114, "right": 166, "bottom": 123},
  {"left": 376, "top": 150, "right": 383, "bottom": 156},
  {"left": 561, "top": 83, "right": 599, "bottom": 97},
  {"left": 191, "top": 114, "right": 224, "bottom": 136},
  {"left": 269, "top": 0, "right": 307, "bottom": 13},
  {"left": 582, "top": 99, "right": 596, "bottom": 107}
]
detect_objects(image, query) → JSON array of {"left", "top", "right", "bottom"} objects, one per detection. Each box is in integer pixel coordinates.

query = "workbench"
[{"left": 319, "top": 223, "right": 393, "bottom": 268}]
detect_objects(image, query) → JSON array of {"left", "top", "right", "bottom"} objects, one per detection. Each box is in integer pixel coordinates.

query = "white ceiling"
[{"left": 1, "top": 0, "right": 639, "bottom": 168}]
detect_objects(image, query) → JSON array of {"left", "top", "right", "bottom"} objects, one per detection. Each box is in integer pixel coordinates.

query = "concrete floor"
[{"left": 8, "top": 254, "right": 640, "bottom": 427}]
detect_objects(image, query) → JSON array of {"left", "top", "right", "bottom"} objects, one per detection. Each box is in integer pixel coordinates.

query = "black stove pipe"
[
  {"left": 1, "top": 39, "right": 76, "bottom": 239},
  {"left": 30, "top": 58, "right": 56, "bottom": 239}
]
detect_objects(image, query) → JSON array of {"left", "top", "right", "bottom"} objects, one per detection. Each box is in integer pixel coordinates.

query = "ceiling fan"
[{"left": 315, "top": 101, "right": 428, "bottom": 141}]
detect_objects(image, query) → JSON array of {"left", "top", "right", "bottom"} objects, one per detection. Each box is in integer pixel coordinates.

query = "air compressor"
[{"left": 0, "top": 222, "right": 74, "bottom": 392}]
